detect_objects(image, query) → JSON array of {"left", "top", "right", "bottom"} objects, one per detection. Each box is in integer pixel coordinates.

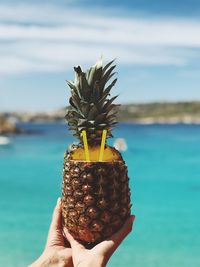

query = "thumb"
[
  {"left": 94, "top": 215, "right": 135, "bottom": 257},
  {"left": 64, "top": 228, "right": 85, "bottom": 252}
]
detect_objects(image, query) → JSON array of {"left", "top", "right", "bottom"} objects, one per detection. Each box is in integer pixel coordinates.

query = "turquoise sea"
[{"left": 0, "top": 122, "right": 200, "bottom": 267}]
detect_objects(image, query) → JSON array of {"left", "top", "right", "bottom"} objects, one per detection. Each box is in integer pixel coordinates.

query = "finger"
[
  {"left": 58, "top": 248, "right": 73, "bottom": 267},
  {"left": 62, "top": 229, "right": 71, "bottom": 247},
  {"left": 49, "top": 197, "right": 62, "bottom": 232},
  {"left": 46, "top": 197, "right": 64, "bottom": 247},
  {"left": 94, "top": 215, "right": 135, "bottom": 256},
  {"left": 64, "top": 228, "right": 85, "bottom": 251}
]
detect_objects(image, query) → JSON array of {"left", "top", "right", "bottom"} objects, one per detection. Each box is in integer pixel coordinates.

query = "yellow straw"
[
  {"left": 99, "top": 129, "right": 107, "bottom": 161},
  {"left": 82, "top": 130, "right": 90, "bottom": 161}
]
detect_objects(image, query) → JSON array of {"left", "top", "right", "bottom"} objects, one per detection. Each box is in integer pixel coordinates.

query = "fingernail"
[
  {"left": 130, "top": 215, "right": 135, "bottom": 223},
  {"left": 57, "top": 197, "right": 61, "bottom": 205}
]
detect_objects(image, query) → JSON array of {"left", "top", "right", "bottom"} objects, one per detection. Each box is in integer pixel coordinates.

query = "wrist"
[
  {"left": 84, "top": 256, "right": 106, "bottom": 267},
  {"left": 28, "top": 251, "right": 54, "bottom": 267},
  {"left": 28, "top": 255, "right": 46, "bottom": 267}
]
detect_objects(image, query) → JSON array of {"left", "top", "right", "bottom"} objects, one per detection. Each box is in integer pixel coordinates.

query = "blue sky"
[{"left": 1, "top": 0, "right": 200, "bottom": 111}]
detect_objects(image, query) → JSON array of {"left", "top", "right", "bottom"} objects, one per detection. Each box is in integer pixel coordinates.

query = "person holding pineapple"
[
  {"left": 29, "top": 198, "right": 135, "bottom": 267},
  {"left": 29, "top": 58, "right": 135, "bottom": 266}
]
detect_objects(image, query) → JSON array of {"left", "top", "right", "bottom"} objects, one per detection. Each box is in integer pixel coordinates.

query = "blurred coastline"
[{"left": 2, "top": 101, "right": 200, "bottom": 135}]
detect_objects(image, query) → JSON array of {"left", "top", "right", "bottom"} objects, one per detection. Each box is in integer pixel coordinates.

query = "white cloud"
[
  {"left": 0, "top": 55, "right": 66, "bottom": 74},
  {"left": 0, "top": 3, "right": 200, "bottom": 74},
  {"left": 1, "top": 41, "right": 191, "bottom": 75},
  {"left": 1, "top": 17, "right": 200, "bottom": 47}
]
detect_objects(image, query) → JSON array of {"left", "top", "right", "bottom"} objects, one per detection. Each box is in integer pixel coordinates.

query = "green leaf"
[
  {"left": 104, "top": 106, "right": 116, "bottom": 114},
  {"left": 88, "top": 105, "right": 99, "bottom": 120},
  {"left": 74, "top": 66, "right": 82, "bottom": 75},
  {"left": 107, "top": 116, "right": 118, "bottom": 123},
  {"left": 102, "top": 59, "right": 115, "bottom": 74},
  {"left": 73, "top": 133, "right": 80, "bottom": 137},
  {"left": 101, "top": 65, "right": 116, "bottom": 88},
  {"left": 68, "top": 119, "right": 78, "bottom": 126},
  {"left": 87, "top": 66, "right": 96, "bottom": 86},
  {"left": 79, "top": 72, "right": 91, "bottom": 100},
  {"left": 88, "top": 120, "right": 95, "bottom": 125},
  {"left": 74, "top": 66, "right": 91, "bottom": 100},
  {"left": 69, "top": 97, "right": 78, "bottom": 109},
  {"left": 102, "top": 78, "right": 117, "bottom": 97},
  {"left": 107, "top": 117, "right": 118, "bottom": 124},
  {"left": 106, "top": 112, "right": 118, "bottom": 121},
  {"left": 106, "top": 72, "right": 116, "bottom": 83},
  {"left": 71, "top": 110, "right": 85, "bottom": 119},
  {"left": 71, "top": 94, "right": 83, "bottom": 114},
  {"left": 68, "top": 126, "right": 77, "bottom": 131},
  {"left": 95, "top": 113, "right": 107, "bottom": 123},
  {"left": 66, "top": 80, "right": 76, "bottom": 90},
  {"left": 77, "top": 119, "right": 88, "bottom": 126},
  {"left": 91, "top": 81, "right": 101, "bottom": 102},
  {"left": 79, "top": 100, "right": 89, "bottom": 116},
  {"left": 97, "top": 94, "right": 108, "bottom": 109},
  {"left": 78, "top": 126, "right": 86, "bottom": 132},
  {"left": 88, "top": 59, "right": 103, "bottom": 87},
  {"left": 107, "top": 132, "right": 113, "bottom": 138},
  {"left": 65, "top": 109, "right": 74, "bottom": 119},
  {"left": 86, "top": 67, "right": 92, "bottom": 80},
  {"left": 103, "top": 96, "right": 118, "bottom": 111}
]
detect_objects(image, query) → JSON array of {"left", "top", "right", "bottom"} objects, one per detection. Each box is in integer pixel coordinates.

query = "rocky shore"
[
  {"left": 0, "top": 116, "right": 21, "bottom": 135},
  {"left": 4, "top": 110, "right": 65, "bottom": 123},
  {"left": 117, "top": 102, "right": 200, "bottom": 124}
]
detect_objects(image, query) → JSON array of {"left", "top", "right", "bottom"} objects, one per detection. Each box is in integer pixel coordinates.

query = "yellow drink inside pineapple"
[{"left": 71, "top": 146, "right": 121, "bottom": 161}]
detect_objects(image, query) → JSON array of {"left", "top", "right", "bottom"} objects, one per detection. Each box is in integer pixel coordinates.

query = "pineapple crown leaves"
[{"left": 65, "top": 58, "right": 119, "bottom": 144}]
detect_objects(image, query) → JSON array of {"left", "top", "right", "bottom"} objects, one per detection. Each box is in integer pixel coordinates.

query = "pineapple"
[{"left": 62, "top": 58, "right": 131, "bottom": 245}]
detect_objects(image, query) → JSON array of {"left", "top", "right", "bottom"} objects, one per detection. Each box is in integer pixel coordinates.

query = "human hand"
[
  {"left": 64, "top": 215, "right": 135, "bottom": 267},
  {"left": 28, "top": 198, "right": 73, "bottom": 267}
]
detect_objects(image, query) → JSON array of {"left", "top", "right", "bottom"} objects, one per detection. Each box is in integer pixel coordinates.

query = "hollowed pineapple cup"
[{"left": 62, "top": 160, "right": 131, "bottom": 245}]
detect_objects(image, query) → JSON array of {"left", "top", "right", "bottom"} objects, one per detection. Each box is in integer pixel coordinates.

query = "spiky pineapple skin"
[{"left": 62, "top": 154, "right": 131, "bottom": 245}]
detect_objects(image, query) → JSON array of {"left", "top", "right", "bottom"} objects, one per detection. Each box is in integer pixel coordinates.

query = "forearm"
[{"left": 28, "top": 256, "right": 48, "bottom": 267}]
